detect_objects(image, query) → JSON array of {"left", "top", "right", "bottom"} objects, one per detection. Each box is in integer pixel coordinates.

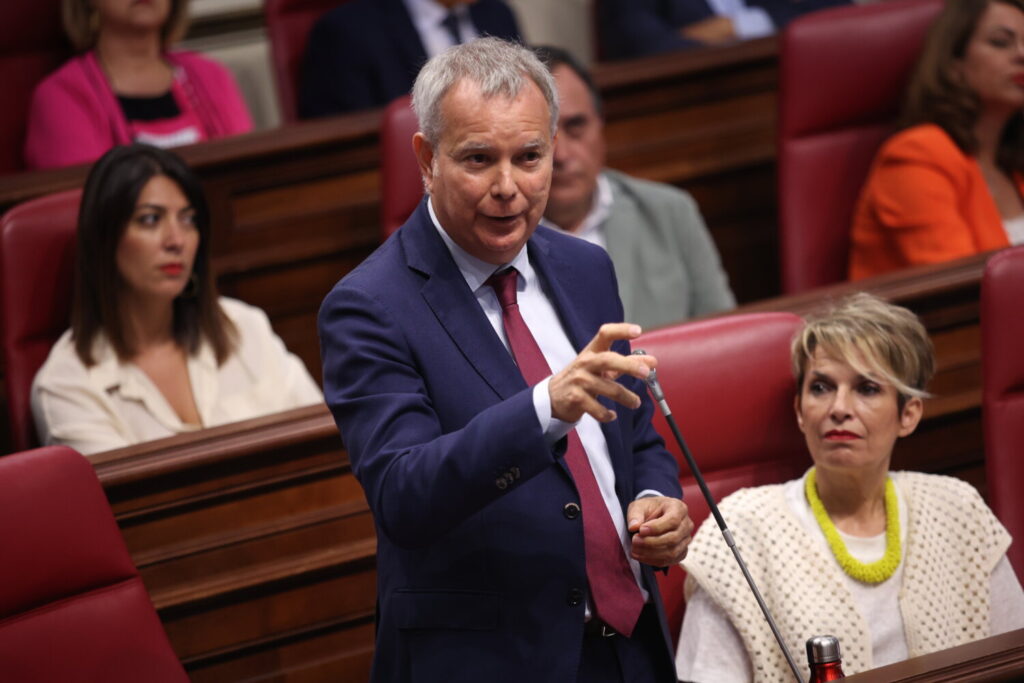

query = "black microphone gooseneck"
[{"left": 633, "top": 350, "right": 806, "bottom": 683}]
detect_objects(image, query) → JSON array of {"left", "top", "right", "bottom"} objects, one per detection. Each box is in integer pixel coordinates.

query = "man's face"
[
  {"left": 548, "top": 64, "right": 606, "bottom": 226},
  {"left": 414, "top": 79, "right": 554, "bottom": 265}
]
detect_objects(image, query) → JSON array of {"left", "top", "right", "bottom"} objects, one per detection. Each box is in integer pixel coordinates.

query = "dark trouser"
[{"left": 577, "top": 604, "right": 677, "bottom": 682}]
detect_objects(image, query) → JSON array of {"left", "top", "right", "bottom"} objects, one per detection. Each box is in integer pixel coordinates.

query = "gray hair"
[{"left": 412, "top": 37, "right": 559, "bottom": 147}]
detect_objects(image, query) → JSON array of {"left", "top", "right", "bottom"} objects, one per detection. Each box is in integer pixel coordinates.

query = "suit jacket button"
[
  {"left": 511, "top": 466, "right": 521, "bottom": 479},
  {"left": 495, "top": 477, "right": 508, "bottom": 490},
  {"left": 563, "top": 502, "right": 581, "bottom": 520},
  {"left": 566, "top": 588, "right": 584, "bottom": 607}
]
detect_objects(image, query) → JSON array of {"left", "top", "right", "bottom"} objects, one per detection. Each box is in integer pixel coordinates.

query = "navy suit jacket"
[
  {"left": 318, "top": 202, "right": 682, "bottom": 681},
  {"left": 300, "top": 0, "right": 520, "bottom": 118}
]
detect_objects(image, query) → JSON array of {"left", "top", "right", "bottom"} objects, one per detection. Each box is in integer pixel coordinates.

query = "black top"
[{"left": 117, "top": 91, "right": 180, "bottom": 121}]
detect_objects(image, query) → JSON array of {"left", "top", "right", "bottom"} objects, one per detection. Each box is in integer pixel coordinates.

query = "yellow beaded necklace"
[{"left": 805, "top": 468, "right": 901, "bottom": 584}]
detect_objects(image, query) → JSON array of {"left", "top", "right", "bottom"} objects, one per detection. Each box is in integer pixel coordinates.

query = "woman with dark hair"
[
  {"left": 850, "top": 0, "right": 1024, "bottom": 279},
  {"left": 31, "top": 144, "right": 321, "bottom": 455},
  {"left": 24, "top": 0, "right": 252, "bottom": 170}
]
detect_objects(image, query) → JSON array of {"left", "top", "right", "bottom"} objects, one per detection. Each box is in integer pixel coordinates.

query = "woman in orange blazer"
[{"left": 850, "top": 0, "right": 1024, "bottom": 280}]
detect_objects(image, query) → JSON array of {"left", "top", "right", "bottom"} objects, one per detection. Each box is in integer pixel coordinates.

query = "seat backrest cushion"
[
  {"left": 0, "top": 3, "right": 71, "bottom": 174},
  {"left": 264, "top": 0, "right": 349, "bottom": 123},
  {"left": 777, "top": 0, "right": 942, "bottom": 293},
  {"left": 982, "top": 246, "right": 1024, "bottom": 581},
  {"left": 0, "top": 446, "right": 187, "bottom": 682},
  {"left": 636, "top": 312, "right": 807, "bottom": 646},
  {"left": 0, "top": 189, "right": 81, "bottom": 451},
  {"left": 380, "top": 95, "right": 424, "bottom": 240}
]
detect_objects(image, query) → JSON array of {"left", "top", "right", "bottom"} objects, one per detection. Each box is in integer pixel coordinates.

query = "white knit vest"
[{"left": 682, "top": 471, "right": 1011, "bottom": 682}]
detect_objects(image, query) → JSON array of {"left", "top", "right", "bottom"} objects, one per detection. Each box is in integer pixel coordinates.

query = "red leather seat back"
[
  {"left": 0, "top": 3, "right": 71, "bottom": 174},
  {"left": 264, "top": 0, "right": 350, "bottom": 123},
  {"left": 778, "top": 0, "right": 941, "bottom": 294},
  {"left": 636, "top": 312, "right": 807, "bottom": 647},
  {"left": 982, "top": 245, "right": 1024, "bottom": 582},
  {"left": 0, "top": 189, "right": 81, "bottom": 451},
  {"left": 0, "top": 446, "right": 187, "bottom": 681},
  {"left": 380, "top": 94, "right": 424, "bottom": 240}
]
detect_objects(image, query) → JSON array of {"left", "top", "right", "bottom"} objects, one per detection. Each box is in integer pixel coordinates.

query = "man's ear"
[
  {"left": 898, "top": 396, "right": 924, "bottom": 438},
  {"left": 412, "top": 132, "right": 435, "bottom": 194}
]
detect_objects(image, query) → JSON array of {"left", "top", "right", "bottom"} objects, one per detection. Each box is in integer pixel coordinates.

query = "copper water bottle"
[{"left": 806, "top": 635, "right": 845, "bottom": 681}]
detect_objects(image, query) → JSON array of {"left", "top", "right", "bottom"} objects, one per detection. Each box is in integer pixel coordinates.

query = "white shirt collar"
[
  {"left": 427, "top": 196, "right": 532, "bottom": 291},
  {"left": 543, "top": 172, "right": 614, "bottom": 249},
  {"left": 402, "top": 0, "right": 476, "bottom": 57},
  {"left": 403, "top": 0, "right": 451, "bottom": 27}
]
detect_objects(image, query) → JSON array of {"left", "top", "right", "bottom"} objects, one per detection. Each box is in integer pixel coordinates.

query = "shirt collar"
[
  {"left": 427, "top": 196, "right": 533, "bottom": 292},
  {"left": 403, "top": 0, "right": 468, "bottom": 29},
  {"left": 542, "top": 172, "right": 614, "bottom": 244}
]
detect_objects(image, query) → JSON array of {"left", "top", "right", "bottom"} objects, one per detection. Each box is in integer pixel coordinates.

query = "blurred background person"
[
  {"left": 534, "top": 45, "right": 734, "bottom": 329},
  {"left": 598, "top": 0, "right": 851, "bottom": 60},
  {"left": 32, "top": 144, "right": 322, "bottom": 455},
  {"left": 24, "top": 0, "right": 252, "bottom": 171},
  {"left": 851, "top": 0, "right": 1024, "bottom": 279},
  {"left": 300, "top": 0, "right": 521, "bottom": 118},
  {"left": 676, "top": 293, "right": 1024, "bottom": 681}
]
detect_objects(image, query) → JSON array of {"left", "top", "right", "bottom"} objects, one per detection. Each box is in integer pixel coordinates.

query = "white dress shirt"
[
  {"left": 403, "top": 0, "right": 481, "bottom": 58},
  {"left": 427, "top": 198, "right": 650, "bottom": 603}
]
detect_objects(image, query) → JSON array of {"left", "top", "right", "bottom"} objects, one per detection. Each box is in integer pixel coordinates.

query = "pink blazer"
[{"left": 24, "top": 51, "right": 253, "bottom": 170}]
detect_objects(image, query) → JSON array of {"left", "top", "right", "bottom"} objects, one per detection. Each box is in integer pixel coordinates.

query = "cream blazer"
[{"left": 31, "top": 297, "right": 323, "bottom": 455}]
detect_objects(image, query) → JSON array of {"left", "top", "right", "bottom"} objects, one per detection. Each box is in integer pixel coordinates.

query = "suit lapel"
[
  {"left": 382, "top": 0, "right": 429, "bottom": 77},
  {"left": 527, "top": 229, "right": 592, "bottom": 353},
  {"left": 401, "top": 203, "right": 526, "bottom": 400}
]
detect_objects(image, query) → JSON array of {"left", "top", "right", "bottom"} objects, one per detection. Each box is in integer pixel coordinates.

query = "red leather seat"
[
  {"left": 777, "top": 0, "right": 941, "bottom": 294},
  {"left": 380, "top": 94, "right": 423, "bottom": 240},
  {"left": 0, "top": 189, "right": 81, "bottom": 451},
  {"left": 264, "top": 0, "right": 353, "bottom": 124},
  {"left": 636, "top": 312, "right": 806, "bottom": 647},
  {"left": 0, "top": 3, "right": 71, "bottom": 174},
  {"left": 982, "top": 245, "right": 1024, "bottom": 582},
  {"left": 0, "top": 445, "right": 187, "bottom": 681}
]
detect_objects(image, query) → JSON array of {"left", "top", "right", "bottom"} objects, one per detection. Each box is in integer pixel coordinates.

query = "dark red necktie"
[{"left": 486, "top": 267, "right": 644, "bottom": 637}]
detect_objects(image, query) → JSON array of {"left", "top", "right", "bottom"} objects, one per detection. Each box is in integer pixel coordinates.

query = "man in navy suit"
[
  {"left": 318, "top": 38, "right": 692, "bottom": 681},
  {"left": 600, "top": 0, "right": 850, "bottom": 59},
  {"left": 300, "top": 0, "right": 520, "bottom": 118}
]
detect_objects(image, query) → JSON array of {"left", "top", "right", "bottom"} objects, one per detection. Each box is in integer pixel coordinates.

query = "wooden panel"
[
  {"left": 90, "top": 405, "right": 378, "bottom": 682},
  {"left": 844, "top": 627, "right": 1024, "bottom": 682}
]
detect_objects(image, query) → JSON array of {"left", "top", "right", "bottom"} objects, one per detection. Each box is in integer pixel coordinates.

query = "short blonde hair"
[
  {"left": 791, "top": 293, "right": 935, "bottom": 405},
  {"left": 62, "top": 0, "right": 190, "bottom": 52}
]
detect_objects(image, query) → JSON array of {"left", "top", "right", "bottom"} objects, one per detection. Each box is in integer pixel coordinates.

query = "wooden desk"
[
  {"left": 0, "top": 39, "right": 780, "bottom": 397},
  {"left": 845, "top": 627, "right": 1024, "bottom": 682},
  {"left": 91, "top": 404, "right": 377, "bottom": 682}
]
